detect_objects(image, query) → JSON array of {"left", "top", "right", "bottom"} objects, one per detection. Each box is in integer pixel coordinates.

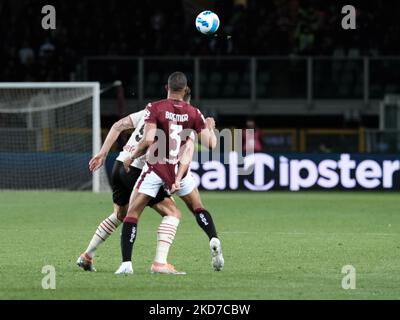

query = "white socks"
[
  {"left": 154, "top": 216, "right": 180, "bottom": 265},
  {"left": 85, "top": 213, "right": 122, "bottom": 258},
  {"left": 84, "top": 213, "right": 180, "bottom": 265}
]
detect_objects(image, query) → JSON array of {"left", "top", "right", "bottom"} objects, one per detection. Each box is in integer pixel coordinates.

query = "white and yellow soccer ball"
[{"left": 195, "top": 10, "right": 220, "bottom": 35}]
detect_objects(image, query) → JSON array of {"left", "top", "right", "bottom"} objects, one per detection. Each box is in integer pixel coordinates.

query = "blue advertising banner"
[
  {"left": 1, "top": 152, "right": 399, "bottom": 191},
  {"left": 190, "top": 152, "right": 400, "bottom": 191}
]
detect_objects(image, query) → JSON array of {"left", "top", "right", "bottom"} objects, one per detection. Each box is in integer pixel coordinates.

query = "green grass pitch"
[{"left": 0, "top": 191, "right": 399, "bottom": 300}]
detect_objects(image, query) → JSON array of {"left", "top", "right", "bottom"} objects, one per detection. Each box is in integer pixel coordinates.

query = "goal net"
[{"left": 0, "top": 83, "right": 109, "bottom": 192}]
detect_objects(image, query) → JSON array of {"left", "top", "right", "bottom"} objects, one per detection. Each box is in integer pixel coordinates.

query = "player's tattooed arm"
[
  {"left": 89, "top": 116, "right": 134, "bottom": 172},
  {"left": 112, "top": 116, "right": 134, "bottom": 132}
]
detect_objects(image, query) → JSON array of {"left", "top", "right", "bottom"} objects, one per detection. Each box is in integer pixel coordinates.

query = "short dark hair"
[{"left": 168, "top": 72, "right": 187, "bottom": 92}]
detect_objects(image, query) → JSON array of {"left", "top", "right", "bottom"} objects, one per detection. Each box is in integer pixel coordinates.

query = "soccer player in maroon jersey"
[
  {"left": 115, "top": 72, "right": 217, "bottom": 274},
  {"left": 170, "top": 90, "right": 224, "bottom": 271},
  {"left": 78, "top": 88, "right": 223, "bottom": 273}
]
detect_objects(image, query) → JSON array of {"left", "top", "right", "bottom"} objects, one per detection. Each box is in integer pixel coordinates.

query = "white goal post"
[{"left": 0, "top": 82, "right": 106, "bottom": 192}]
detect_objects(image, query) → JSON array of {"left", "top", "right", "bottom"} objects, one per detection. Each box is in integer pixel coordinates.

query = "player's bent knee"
[
  {"left": 181, "top": 189, "right": 204, "bottom": 214},
  {"left": 170, "top": 210, "right": 181, "bottom": 220},
  {"left": 153, "top": 198, "right": 181, "bottom": 218},
  {"left": 126, "top": 211, "right": 141, "bottom": 221},
  {"left": 183, "top": 197, "right": 203, "bottom": 214},
  {"left": 114, "top": 205, "right": 128, "bottom": 221},
  {"left": 126, "top": 204, "right": 143, "bottom": 219},
  {"left": 161, "top": 207, "right": 181, "bottom": 219},
  {"left": 116, "top": 210, "right": 127, "bottom": 221},
  {"left": 173, "top": 207, "right": 182, "bottom": 219},
  {"left": 152, "top": 203, "right": 168, "bottom": 217}
]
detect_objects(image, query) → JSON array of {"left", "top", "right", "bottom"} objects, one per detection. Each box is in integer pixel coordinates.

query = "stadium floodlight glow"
[{"left": 0, "top": 82, "right": 106, "bottom": 192}]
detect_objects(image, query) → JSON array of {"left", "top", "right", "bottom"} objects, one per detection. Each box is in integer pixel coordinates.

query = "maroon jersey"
[{"left": 144, "top": 98, "right": 206, "bottom": 188}]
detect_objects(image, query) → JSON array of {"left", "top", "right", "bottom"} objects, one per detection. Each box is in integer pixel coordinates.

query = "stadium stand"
[{"left": 1, "top": 0, "right": 400, "bottom": 82}]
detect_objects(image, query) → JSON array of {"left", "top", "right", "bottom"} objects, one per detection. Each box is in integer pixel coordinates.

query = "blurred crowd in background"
[{"left": 1, "top": 0, "right": 399, "bottom": 82}]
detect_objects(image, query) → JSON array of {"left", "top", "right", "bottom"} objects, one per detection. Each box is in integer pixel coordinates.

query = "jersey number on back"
[
  {"left": 135, "top": 125, "right": 145, "bottom": 142},
  {"left": 169, "top": 124, "right": 183, "bottom": 157}
]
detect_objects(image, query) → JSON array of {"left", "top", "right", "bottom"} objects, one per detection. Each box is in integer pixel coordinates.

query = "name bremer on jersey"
[
  {"left": 165, "top": 111, "right": 189, "bottom": 122},
  {"left": 143, "top": 99, "right": 206, "bottom": 189}
]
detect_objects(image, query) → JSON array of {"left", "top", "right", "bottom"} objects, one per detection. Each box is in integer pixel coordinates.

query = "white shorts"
[
  {"left": 176, "top": 171, "right": 197, "bottom": 197},
  {"left": 135, "top": 164, "right": 197, "bottom": 198},
  {"left": 134, "top": 164, "right": 164, "bottom": 198}
]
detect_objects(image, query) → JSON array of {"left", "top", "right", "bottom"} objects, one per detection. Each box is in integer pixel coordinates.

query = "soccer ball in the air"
[{"left": 195, "top": 11, "right": 220, "bottom": 35}]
